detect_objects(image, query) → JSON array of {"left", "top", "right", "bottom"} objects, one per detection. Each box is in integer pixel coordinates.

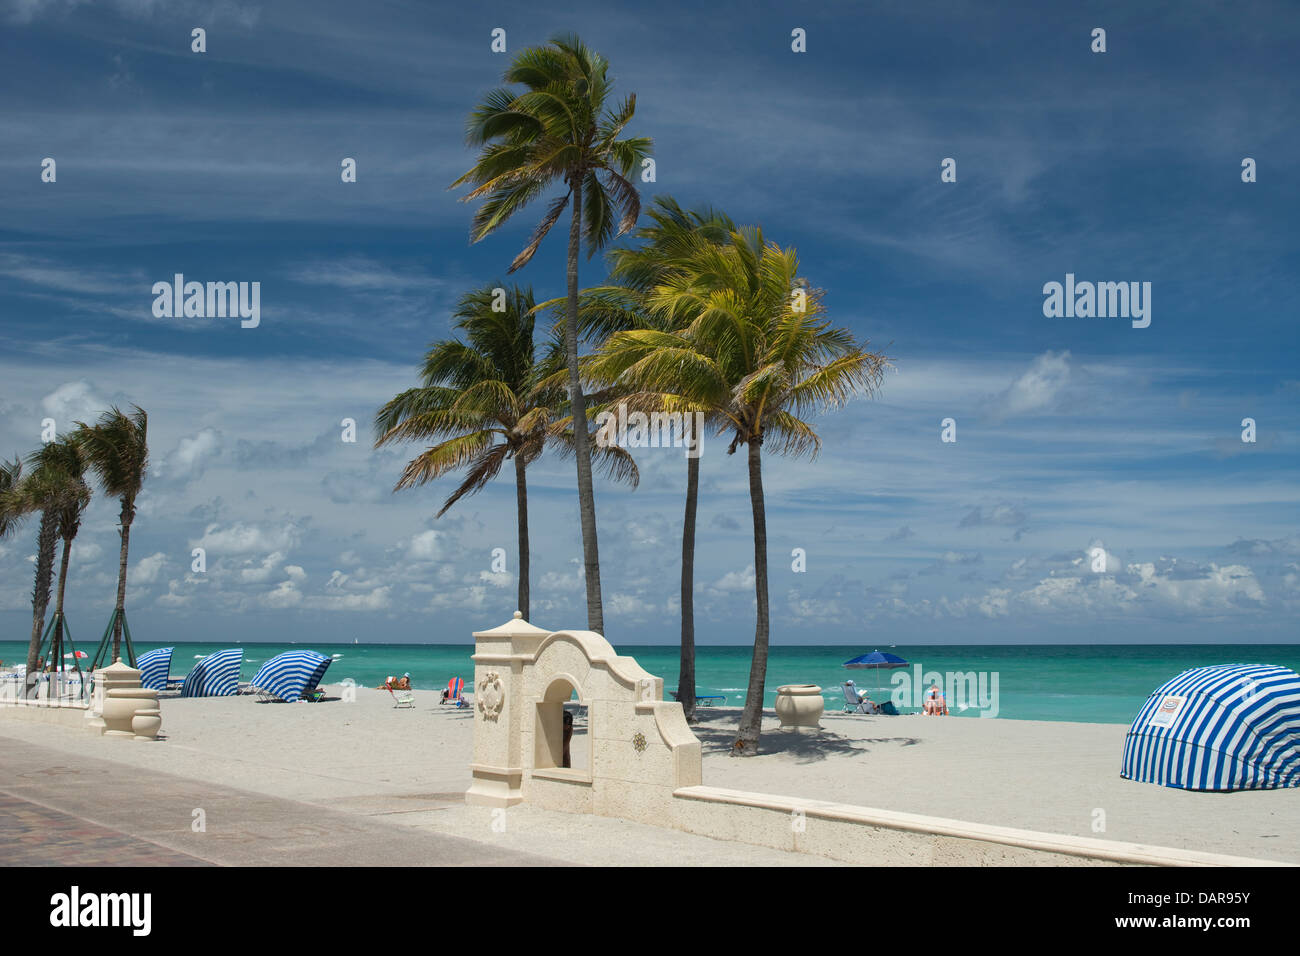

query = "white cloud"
[
  {"left": 987, "top": 350, "right": 1071, "bottom": 420},
  {"left": 40, "top": 381, "right": 111, "bottom": 430},
  {"left": 710, "top": 565, "right": 755, "bottom": 592},
  {"left": 196, "top": 521, "right": 300, "bottom": 555},
  {"left": 155, "top": 428, "right": 221, "bottom": 483},
  {"left": 405, "top": 530, "right": 443, "bottom": 562},
  {"left": 127, "top": 551, "right": 166, "bottom": 586},
  {"left": 239, "top": 551, "right": 286, "bottom": 583}
]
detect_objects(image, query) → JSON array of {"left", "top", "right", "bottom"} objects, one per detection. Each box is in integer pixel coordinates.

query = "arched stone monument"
[{"left": 466, "top": 612, "right": 701, "bottom": 826}]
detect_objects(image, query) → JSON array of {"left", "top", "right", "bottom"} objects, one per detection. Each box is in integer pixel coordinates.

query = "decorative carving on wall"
[
  {"left": 632, "top": 731, "right": 647, "bottom": 753},
  {"left": 478, "top": 672, "right": 504, "bottom": 721}
]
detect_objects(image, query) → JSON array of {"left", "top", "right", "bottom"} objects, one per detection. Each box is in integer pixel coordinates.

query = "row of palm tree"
[
  {"left": 380, "top": 33, "right": 887, "bottom": 754},
  {"left": 0, "top": 406, "right": 149, "bottom": 691}
]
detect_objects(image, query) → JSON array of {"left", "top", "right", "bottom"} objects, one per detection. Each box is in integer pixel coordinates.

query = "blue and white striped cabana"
[
  {"left": 1121, "top": 663, "right": 1300, "bottom": 791},
  {"left": 180, "top": 648, "right": 242, "bottom": 697},
  {"left": 249, "top": 650, "right": 332, "bottom": 702},
  {"left": 136, "top": 647, "right": 174, "bottom": 691}
]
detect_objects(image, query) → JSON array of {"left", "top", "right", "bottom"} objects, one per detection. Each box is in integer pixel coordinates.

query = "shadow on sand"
[{"left": 689, "top": 714, "right": 921, "bottom": 763}]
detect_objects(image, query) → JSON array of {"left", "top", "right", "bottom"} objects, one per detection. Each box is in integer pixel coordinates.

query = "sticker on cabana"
[{"left": 1148, "top": 695, "right": 1185, "bottom": 727}]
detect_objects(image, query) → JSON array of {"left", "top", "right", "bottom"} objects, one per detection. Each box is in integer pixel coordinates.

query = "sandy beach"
[{"left": 2, "top": 685, "right": 1295, "bottom": 865}]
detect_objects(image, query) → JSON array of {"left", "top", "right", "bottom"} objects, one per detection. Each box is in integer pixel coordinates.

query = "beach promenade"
[{"left": 0, "top": 737, "right": 561, "bottom": 867}]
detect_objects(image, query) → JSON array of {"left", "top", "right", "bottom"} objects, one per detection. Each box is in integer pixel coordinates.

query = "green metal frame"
[
  {"left": 89, "top": 608, "right": 137, "bottom": 671},
  {"left": 35, "top": 611, "right": 85, "bottom": 677}
]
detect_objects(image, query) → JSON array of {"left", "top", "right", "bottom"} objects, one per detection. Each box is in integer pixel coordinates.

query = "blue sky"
[{"left": 0, "top": 0, "right": 1296, "bottom": 645}]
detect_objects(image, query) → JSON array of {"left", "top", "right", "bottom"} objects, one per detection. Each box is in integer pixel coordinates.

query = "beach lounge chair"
[
  {"left": 670, "top": 690, "right": 727, "bottom": 707},
  {"left": 842, "top": 680, "right": 879, "bottom": 715},
  {"left": 384, "top": 677, "right": 414, "bottom": 709},
  {"left": 441, "top": 677, "right": 467, "bottom": 708}
]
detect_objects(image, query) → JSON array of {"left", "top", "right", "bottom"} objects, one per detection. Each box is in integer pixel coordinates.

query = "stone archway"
[{"left": 466, "top": 612, "right": 701, "bottom": 825}]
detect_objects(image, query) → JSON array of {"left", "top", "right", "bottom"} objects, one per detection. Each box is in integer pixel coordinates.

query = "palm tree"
[
  {"left": 46, "top": 440, "right": 92, "bottom": 680},
  {"left": 375, "top": 284, "right": 637, "bottom": 620},
  {"left": 580, "top": 197, "right": 736, "bottom": 722},
  {"left": 2, "top": 442, "right": 88, "bottom": 689},
  {"left": 592, "top": 225, "right": 889, "bottom": 754},
  {"left": 74, "top": 406, "right": 148, "bottom": 666},
  {"left": 0, "top": 456, "right": 21, "bottom": 540},
  {"left": 451, "top": 32, "right": 653, "bottom": 635},
  {"left": 0, "top": 456, "right": 29, "bottom": 676}
]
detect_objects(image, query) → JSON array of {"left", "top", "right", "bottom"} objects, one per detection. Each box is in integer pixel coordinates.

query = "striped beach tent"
[
  {"left": 1121, "top": 663, "right": 1300, "bottom": 791},
  {"left": 249, "top": 650, "right": 332, "bottom": 702},
  {"left": 136, "top": 647, "right": 174, "bottom": 691},
  {"left": 181, "top": 648, "right": 242, "bottom": 697}
]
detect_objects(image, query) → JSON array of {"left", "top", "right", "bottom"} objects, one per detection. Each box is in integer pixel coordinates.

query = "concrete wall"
[{"left": 467, "top": 614, "right": 1282, "bottom": 867}]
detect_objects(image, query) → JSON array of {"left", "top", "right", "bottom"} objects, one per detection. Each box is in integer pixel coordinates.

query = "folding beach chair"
[
  {"left": 441, "top": 677, "right": 468, "bottom": 709},
  {"left": 386, "top": 679, "right": 414, "bottom": 709},
  {"left": 842, "top": 680, "right": 879, "bottom": 714}
]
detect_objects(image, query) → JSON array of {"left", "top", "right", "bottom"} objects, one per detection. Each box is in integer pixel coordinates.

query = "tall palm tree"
[
  {"left": 592, "top": 226, "right": 889, "bottom": 754},
  {"left": 375, "top": 284, "right": 637, "bottom": 620},
  {"left": 580, "top": 197, "right": 735, "bottom": 722},
  {"left": 0, "top": 456, "right": 30, "bottom": 677},
  {"left": 3, "top": 442, "right": 87, "bottom": 688},
  {"left": 75, "top": 406, "right": 148, "bottom": 665},
  {"left": 451, "top": 32, "right": 653, "bottom": 635},
  {"left": 47, "top": 439, "right": 92, "bottom": 678}
]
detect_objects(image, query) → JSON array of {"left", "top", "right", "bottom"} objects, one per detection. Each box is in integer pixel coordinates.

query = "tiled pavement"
[
  {"left": 0, "top": 735, "right": 562, "bottom": 866},
  {"left": 0, "top": 792, "right": 212, "bottom": 866}
]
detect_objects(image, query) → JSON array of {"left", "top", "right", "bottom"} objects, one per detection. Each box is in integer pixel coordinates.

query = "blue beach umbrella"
[
  {"left": 843, "top": 650, "right": 909, "bottom": 669},
  {"left": 249, "top": 650, "right": 332, "bottom": 702},
  {"left": 181, "top": 648, "right": 242, "bottom": 697},
  {"left": 1121, "top": 663, "right": 1300, "bottom": 791},
  {"left": 136, "top": 646, "right": 174, "bottom": 691}
]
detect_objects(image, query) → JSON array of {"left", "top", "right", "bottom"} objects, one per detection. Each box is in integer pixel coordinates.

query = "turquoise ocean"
[{"left": 6, "top": 640, "right": 1298, "bottom": 724}]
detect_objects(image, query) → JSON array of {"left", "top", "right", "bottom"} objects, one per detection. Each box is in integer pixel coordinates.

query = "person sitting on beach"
[
  {"left": 923, "top": 682, "right": 948, "bottom": 716},
  {"left": 376, "top": 673, "right": 412, "bottom": 691}
]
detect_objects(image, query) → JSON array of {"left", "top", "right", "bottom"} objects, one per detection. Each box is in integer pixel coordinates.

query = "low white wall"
[
  {"left": 670, "top": 785, "right": 1287, "bottom": 867},
  {"left": 0, "top": 700, "right": 93, "bottom": 729}
]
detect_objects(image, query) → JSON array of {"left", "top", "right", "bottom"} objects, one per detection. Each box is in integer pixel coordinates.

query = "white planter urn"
[
  {"left": 94, "top": 662, "right": 161, "bottom": 739},
  {"left": 775, "top": 684, "right": 824, "bottom": 731}
]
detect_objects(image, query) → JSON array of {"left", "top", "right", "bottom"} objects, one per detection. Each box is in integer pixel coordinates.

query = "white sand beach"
[{"left": 2, "top": 686, "right": 1295, "bottom": 865}]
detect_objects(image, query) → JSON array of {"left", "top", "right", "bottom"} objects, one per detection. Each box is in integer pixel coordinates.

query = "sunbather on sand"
[
  {"left": 376, "top": 673, "right": 411, "bottom": 690},
  {"left": 923, "top": 682, "right": 948, "bottom": 715}
]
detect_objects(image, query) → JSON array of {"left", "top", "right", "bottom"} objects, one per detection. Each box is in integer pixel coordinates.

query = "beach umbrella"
[
  {"left": 63, "top": 650, "right": 88, "bottom": 659},
  {"left": 843, "top": 650, "right": 908, "bottom": 669},
  {"left": 249, "top": 650, "right": 332, "bottom": 702},
  {"left": 181, "top": 648, "right": 242, "bottom": 697},
  {"left": 136, "top": 646, "right": 174, "bottom": 691},
  {"left": 1121, "top": 663, "right": 1300, "bottom": 791}
]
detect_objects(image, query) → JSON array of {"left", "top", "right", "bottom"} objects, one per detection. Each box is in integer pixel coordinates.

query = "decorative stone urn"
[
  {"left": 130, "top": 702, "right": 162, "bottom": 738},
  {"left": 92, "top": 661, "right": 162, "bottom": 740},
  {"left": 774, "top": 684, "right": 825, "bottom": 731}
]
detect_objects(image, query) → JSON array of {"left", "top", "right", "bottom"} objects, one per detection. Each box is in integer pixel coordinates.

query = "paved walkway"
[{"left": 0, "top": 736, "right": 561, "bottom": 867}]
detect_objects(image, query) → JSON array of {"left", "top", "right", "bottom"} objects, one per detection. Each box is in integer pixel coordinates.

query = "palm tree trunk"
[
  {"left": 112, "top": 499, "right": 132, "bottom": 662},
  {"left": 52, "top": 533, "right": 73, "bottom": 677},
  {"left": 565, "top": 172, "right": 603, "bottom": 634},
  {"left": 25, "top": 509, "right": 58, "bottom": 692},
  {"left": 734, "top": 438, "right": 770, "bottom": 755},
  {"left": 514, "top": 452, "right": 530, "bottom": 620},
  {"left": 679, "top": 450, "right": 699, "bottom": 723}
]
